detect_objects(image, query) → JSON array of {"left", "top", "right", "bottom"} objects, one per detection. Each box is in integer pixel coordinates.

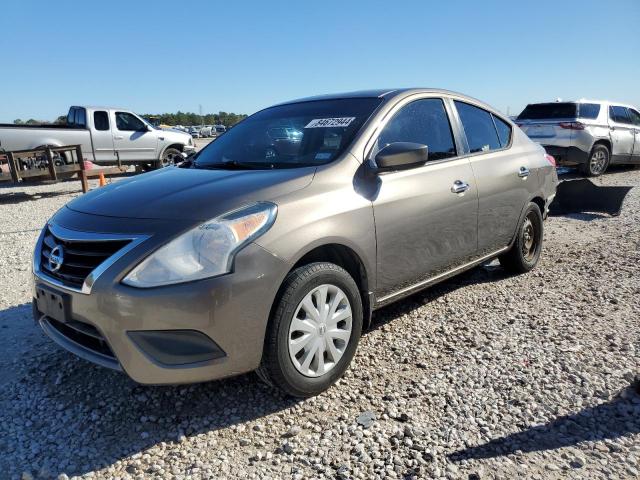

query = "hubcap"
[
  {"left": 521, "top": 215, "right": 537, "bottom": 261},
  {"left": 288, "top": 284, "right": 352, "bottom": 378},
  {"left": 590, "top": 150, "right": 607, "bottom": 174},
  {"left": 162, "top": 151, "right": 179, "bottom": 167}
]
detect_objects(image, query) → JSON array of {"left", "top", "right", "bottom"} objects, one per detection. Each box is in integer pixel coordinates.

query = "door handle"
[
  {"left": 113, "top": 135, "right": 123, "bottom": 140},
  {"left": 518, "top": 166, "right": 530, "bottom": 178},
  {"left": 451, "top": 180, "right": 470, "bottom": 194}
]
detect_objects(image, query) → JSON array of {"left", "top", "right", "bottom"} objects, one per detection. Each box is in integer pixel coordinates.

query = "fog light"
[{"left": 128, "top": 330, "right": 226, "bottom": 366}]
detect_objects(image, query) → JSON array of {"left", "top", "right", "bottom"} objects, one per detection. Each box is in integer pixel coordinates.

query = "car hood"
[{"left": 66, "top": 166, "right": 315, "bottom": 221}]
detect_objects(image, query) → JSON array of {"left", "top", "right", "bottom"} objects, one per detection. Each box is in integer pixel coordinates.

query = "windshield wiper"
[{"left": 193, "top": 160, "right": 272, "bottom": 170}]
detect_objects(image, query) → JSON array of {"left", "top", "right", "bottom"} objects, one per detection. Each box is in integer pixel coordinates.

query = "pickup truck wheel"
[
  {"left": 257, "top": 262, "right": 363, "bottom": 397},
  {"left": 499, "top": 202, "right": 543, "bottom": 274},
  {"left": 581, "top": 144, "right": 609, "bottom": 177},
  {"left": 161, "top": 148, "right": 182, "bottom": 167},
  {"left": 35, "top": 145, "right": 70, "bottom": 166}
]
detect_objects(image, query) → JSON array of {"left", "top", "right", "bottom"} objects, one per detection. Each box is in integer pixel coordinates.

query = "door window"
[
  {"left": 93, "top": 111, "right": 110, "bottom": 131},
  {"left": 373, "top": 98, "right": 456, "bottom": 161},
  {"left": 454, "top": 101, "right": 501, "bottom": 153},
  {"left": 115, "top": 112, "right": 146, "bottom": 131},
  {"left": 492, "top": 114, "right": 512, "bottom": 148},
  {"left": 628, "top": 109, "right": 640, "bottom": 126},
  {"left": 609, "top": 106, "right": 632, "bottom": 124}
]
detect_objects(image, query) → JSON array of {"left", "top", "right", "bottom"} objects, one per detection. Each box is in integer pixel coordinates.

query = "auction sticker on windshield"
[{"left": 305, "top": 117, "right": 355, "bottom": 128}]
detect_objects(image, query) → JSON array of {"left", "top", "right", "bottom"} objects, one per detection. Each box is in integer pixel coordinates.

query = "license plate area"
[
  {"left": 527, "top": 125, "right": 555, "bottom": 138},
  {"left": 35, "top": 285, "right": 71, "bottom": 323}
]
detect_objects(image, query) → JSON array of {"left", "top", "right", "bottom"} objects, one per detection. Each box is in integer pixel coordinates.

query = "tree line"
[
  {"left": 13, "top": 111, "right": 248, "bottom": 127},
  {"left": 141, "top": 111, "right": 248, "bottom": 127}
]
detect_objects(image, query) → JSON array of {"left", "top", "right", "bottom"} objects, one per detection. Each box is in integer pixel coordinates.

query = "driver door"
[
  {"left": 371, "top": 97, "right": 478, "bottom": 299},
  {"left": 111, "top": 111, "right": 158, "bottom": 162}
]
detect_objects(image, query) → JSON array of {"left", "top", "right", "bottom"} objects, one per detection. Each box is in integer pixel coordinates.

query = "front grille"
[
  {"left": 48, "top": 318, "right": 116, "bottom": 359},
  {"left": 40, "top": 227, "right": 130, "bottom": 289}
]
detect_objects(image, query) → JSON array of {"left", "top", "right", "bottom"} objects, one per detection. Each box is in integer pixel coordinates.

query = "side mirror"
[{"left": 373, "top": 142, "right": 429, "bottom": 171}]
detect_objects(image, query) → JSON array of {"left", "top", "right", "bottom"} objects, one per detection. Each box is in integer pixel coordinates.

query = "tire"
[
  {"left": 257, "top": 262, "right": 363, "bottom": 397},
  {"left": 499, "top": 202, "right": 544, "bottom": 274},
  {"left": 160, "top": 147, "right": 182, "bottom": 167},
  {"left": 35, "top": 145, "right": 71, "bottom": 166},
  {"left": 580, "top": 144, "right": 610, "bottom": 177}
]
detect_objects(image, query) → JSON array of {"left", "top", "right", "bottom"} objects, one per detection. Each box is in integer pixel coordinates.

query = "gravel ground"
[{"left": 0, "top": 167, "right": 639, "bottom": 480}]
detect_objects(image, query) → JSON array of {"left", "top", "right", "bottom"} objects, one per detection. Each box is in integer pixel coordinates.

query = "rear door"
[
  {"left": 370, "top": 96, "right": 478, "bottom": 299},
  {"left": 112, "top": 111, "right": 158, "bottom": 162},
  {"left": 90, "top": 110, "right": 116, "bottom": 163},
  {"left": 628, "top": 108, "right": 640, "bottom": 160},
  {"left": 608, "top": 106, "right": 634, "bottom": 163},
  {"left": 454, "top": 100, "right": 534, "bottom": 255}
]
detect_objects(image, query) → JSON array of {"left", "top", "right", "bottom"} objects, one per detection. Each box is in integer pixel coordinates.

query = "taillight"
[
  {"left": 545, "top": 154, "right": 556, "bottom": 167},
  {"left": 559, "top": 121, "right": 585, "bottom": 130}
]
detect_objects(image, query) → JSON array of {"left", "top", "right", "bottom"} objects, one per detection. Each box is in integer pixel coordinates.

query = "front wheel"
[
  {"left": 257, "top": 262, "right": 363, "bottom": 397},
  {"left": 160, "top": 147, "right": 183, "bottom": 167},
  {"left": 499, "top": 202, "right": 544, "bottom": 274},
  {"left": 580, "top": 144, "right": 610, "bottom": 177}
]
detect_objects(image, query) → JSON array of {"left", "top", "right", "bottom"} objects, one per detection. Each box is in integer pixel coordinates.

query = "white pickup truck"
[{"left": 0, "top": 106, "right": 196, "bottom": 168}]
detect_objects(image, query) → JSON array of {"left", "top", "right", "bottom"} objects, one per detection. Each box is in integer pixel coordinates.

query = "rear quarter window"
[
  {"left": 93, "top": 111, "right": 110, "bottom": 131},
  {"left": 492, "top": 114, "right": 512, "bottom": 148},
  {"left": 578, "top": 103, "right": 600, "bottom": 119}
]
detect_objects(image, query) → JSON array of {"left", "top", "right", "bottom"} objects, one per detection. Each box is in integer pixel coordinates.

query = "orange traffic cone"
[{"left": 98, "top": 172, "right": 106, "bottom": 187}]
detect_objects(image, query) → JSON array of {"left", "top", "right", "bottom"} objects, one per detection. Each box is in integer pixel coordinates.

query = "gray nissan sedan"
[{"left": 32, "top": 89, "right": 558, "bottom": 397}]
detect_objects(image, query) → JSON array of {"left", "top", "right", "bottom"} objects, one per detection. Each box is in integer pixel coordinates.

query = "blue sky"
[{"left": 1, "top": 0, "right": 639, "bottom": 122}]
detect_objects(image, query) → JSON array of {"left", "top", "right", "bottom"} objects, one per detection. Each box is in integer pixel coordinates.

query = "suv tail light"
[
  {"left": 559, "top": 121, "right": 585, "bottom": 130},
  {"left": 545, "top": 154, "right": 556, "bottom": 167}
]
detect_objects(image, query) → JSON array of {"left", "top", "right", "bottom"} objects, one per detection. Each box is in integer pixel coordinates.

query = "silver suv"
[
  {"left": 517, "top": 100, "right": 640, "bottom": 176},
  {"left": 32, "top": 89, "right": 558, "bottom": 397}
]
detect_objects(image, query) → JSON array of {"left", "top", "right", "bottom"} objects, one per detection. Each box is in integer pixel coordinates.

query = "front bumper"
[{"left": 33, "top": 211, "right": 289, "bottom": 385}]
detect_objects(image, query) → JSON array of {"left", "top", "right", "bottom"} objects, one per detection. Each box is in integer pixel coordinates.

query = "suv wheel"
[
  {"left": 257, "top": 262, "right": 363, "bottom": 397},
  {"left": 499, "top": 202, "right": 543, "bottom": 274},
  {"left": 581, "top": 144, "right": 610, "bottom": 177}
]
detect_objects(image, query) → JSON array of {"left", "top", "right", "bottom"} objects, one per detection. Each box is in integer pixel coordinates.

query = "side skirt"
[{"left": 373, "top": 246, "right": 509, "bottom": 309}]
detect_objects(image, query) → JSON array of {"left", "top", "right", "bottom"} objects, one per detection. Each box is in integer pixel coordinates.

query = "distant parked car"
[
  {"left": 517, "top": 100, "right": 640, "bottom": 176},
  {"left": 200, "top": 125, "right": 213, "bottom": 137},
  {"left": 189, "top": 126, "right": 202, "bottom": 138},
  {"left": 212, "top": 125, "right": 227, "bottom": 137}
]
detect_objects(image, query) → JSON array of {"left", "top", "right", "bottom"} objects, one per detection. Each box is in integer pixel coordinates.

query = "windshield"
[
  {"left": 140, "top": 116, "right": 157, "bottom": 129},
  {"left": 192, "top": 98, "right": 382, "bottom": 169}
]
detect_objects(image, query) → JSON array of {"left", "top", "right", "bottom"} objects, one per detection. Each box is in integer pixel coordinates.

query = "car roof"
[
  {"left": 526, "top": 99, "right": 637, "bottom": 109},
  {"left": 276, "top": 88, "right": 473, "bottom": 105}
]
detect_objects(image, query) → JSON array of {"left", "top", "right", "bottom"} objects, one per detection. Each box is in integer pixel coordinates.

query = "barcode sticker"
[{"left": 305, "top": 117, "right": 355, "bottom": 128}]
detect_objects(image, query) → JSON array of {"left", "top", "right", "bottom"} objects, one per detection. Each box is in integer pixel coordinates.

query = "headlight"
[{"left": 122, "top": 202, "right": 277, "bottom": 288}]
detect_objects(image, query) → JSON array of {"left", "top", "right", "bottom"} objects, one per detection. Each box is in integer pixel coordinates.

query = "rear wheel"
[
  {"left": 257, "top": 262, "right": 363, "bottom": 397},
  {"left": 580, "top": 144, "right": 609, "bottom": 177},
  {"left": 499, "top": 202, "right": 544, "bottom": 274},
  {"left": 35, "top": 145, "right": 70, "bottom": 166}
]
